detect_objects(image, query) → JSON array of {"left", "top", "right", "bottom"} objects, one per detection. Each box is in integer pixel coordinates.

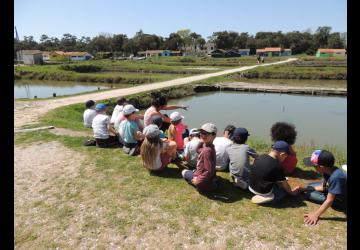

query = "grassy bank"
[{"left": 14, "top": 127, "right": 347, "bottom": 249}]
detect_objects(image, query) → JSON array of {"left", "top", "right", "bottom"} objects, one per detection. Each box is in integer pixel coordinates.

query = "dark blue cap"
[
  {"left": 232, "top": 127, "right": 250, "bottom": 138},
  {"left": 272, "top": 140, "right": 290, "bottom": 154}
]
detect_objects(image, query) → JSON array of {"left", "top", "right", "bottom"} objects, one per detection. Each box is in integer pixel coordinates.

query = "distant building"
[
  {"left": 225, "top": 50, "right": 241, "bottom": 57},
  {"left": 16, "top": 50, "right": 43, "bottom": 65},
  {"left": 316, "top": 48, "right": 346, "bottom": 57},
  {"left": 210, "top": 49, "right": 241, "bottom": 58},
  {"left": 42, "top": 51, "right": 51, "bottom": 61},
  {"left": 138, "top": 50, "right": 182, "bottom": 57},
  {"left": 205, "top": 42, "right": 215, "bottom": 55},
  {"left": 210, "top": 49, "right": 227, "bottom": 58},
  {"left": 238, "top": 49, "right": 250, "bottom": 56},
  {"left": 49, "top": 51, "right": 93, "bottom": 61},
  {"left": 256, "top": 47, "right": 292, "bottom": 57}
]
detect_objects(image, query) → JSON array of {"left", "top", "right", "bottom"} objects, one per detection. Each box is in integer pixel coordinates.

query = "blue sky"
[{"left": 15, "top": 0, "right": 347, "bottom": 41}]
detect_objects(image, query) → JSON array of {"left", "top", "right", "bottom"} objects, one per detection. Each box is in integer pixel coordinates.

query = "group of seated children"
[{"left": 83, "top": 96, "right": 346, "bottom": 225}]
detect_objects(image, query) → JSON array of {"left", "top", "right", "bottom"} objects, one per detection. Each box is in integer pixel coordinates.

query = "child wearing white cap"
[
  {"left": 140, "top": 124, "right": 177, "bottom": 172},
  {"left": 120, "top": 104, "right": 145, "bottom": 156},
  {"left": 168, "top": 111, "right": 187, "bottom": 153}
]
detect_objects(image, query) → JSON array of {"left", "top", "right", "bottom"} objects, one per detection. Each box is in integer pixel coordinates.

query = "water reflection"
[
  {"left": 14, "top": 81, "right": 111, "bottom": 99},
  {"left": 167, "top": 91, "right": 347, "bottom": 150}
]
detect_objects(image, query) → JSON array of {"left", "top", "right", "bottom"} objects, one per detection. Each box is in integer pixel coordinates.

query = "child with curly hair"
[{"left": 270, "top": 122, "right": 298, "bottom": 175}]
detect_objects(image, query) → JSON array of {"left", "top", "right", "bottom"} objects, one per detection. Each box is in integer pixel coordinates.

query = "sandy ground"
[{"left": 14, "top": 58, "right": 297, "bottom": 128}]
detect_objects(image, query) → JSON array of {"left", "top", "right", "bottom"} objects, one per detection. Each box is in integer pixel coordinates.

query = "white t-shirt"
[
  {"left": 184, "top": 138, "right": 201, "bottom": 168},
  {"left": 92, "top": 114, "right": 110, "bottom": 139},
  {"left": 213, "top": 137, "right": 233, "bottom": 168},
  {"left": 110, "top": 104, "right": 124, "bottom": 124},
  {"left": 83, "top": 109, "right": 97, "bottom": 128}
]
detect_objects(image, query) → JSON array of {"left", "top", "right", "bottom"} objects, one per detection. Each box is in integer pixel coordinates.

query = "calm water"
[
  {"left": 166, "top": 91, "right": 347, "bottom": 150},
  {"left": 14, "top": 82, "right": 111, "bottom": 99}
]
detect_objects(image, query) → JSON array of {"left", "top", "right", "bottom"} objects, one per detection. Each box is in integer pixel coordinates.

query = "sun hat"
[
  {"left": 123, "top": 104, "right": 139, "bottom": 115},
  {"left": 271, "top": 140, "right": 290, "bottom": 154},
  {"left": 199, "top": 123, "right": 217, "bottom": 134},
  {"left": 143, "top": 124, "right": 161, "bottom": 138},
  {"left": 95, "top": 103, "right": 106, "bottom": 111},
  {"left": 303, "top": 149, "right": 335, "bottom": 167},
  {"left": 170, "top": 111, "right": 184, "bottom": 122}
]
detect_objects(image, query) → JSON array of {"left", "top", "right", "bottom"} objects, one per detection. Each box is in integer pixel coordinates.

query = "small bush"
[{"left": 60, "top": 64, "right": 102, "bottom": 73}]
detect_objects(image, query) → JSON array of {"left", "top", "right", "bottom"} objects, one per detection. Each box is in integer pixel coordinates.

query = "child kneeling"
[{"left": 140, "top": 125, "right": 177, "bottom": 172}]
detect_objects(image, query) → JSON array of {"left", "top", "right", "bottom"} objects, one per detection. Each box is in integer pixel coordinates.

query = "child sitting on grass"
[
  {"left": 183, "top": 128, "right": 201, "bottom": 170},
  {"left": 270, "top": 122, "right": 298, "bottom": 175},
  {"left": 168, "top": 111, "right": 187, "bottom": 156},
  {"left": 298, "top": 150, "right": 347, "bottom": 225},
  {"left": 226, "top": 127, "right": 258, "bottom": 190},
  {"left": 83, "top": 100, "right": 97, "bottom": 128},
  {"left": 120, "top": 104, "right": 145, "bottom": 156},
  {"left": 140, "top": 124, "right": 177, "bottom": 172},
  {"left": 91, "top": 103, "right": 121, "bottom": 148}
]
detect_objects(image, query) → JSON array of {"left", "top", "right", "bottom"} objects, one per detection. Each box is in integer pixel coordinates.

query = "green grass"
[{"left": 14, "top": 129, "right": 347, "bottom": 248}]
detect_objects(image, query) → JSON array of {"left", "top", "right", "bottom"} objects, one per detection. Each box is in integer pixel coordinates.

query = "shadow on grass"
[
  {"left": 290, "top": 167, "right": 321, "bottom": 180},
  {"left": 260, "top": 196, "right": 307, "bottom": 209},
  {"left": 200, "top": 176, "right": 253, "bottom": 203},
  {"left": 149, "top": 166, "right": 183, "bottom": 179},
  {"left": 320, "top": 217, "right": 347, "bottom": 222}
]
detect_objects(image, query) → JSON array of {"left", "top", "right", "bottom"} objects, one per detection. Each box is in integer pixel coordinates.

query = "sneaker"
[{"left": 123, "top": 146, "right": 130, "bottom": 154}]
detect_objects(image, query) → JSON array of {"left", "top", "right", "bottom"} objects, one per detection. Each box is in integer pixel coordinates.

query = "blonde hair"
[{"left": 140, "top": 136, "right": 163, "bottom": 169}]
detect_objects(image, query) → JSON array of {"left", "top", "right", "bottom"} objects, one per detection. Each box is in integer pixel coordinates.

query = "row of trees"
[{"left": 14, "top": 27, "right": 346, "bottom": 56}]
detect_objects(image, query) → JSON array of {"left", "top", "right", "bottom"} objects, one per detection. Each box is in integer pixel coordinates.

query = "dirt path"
[{"left": 14, "top": 58, "right": 297, "bottom": 128}]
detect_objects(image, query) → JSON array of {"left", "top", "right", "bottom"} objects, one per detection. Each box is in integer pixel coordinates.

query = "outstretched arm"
[
  {"left": 304, "top": 192, "right": 335, "bottom": 225},
  {"left": 161, "top": 105, "right": 188, "bottom": 111}
]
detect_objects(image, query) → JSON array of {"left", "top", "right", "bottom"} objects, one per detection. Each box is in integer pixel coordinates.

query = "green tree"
[
  {"left": 314, "top": 26, "right": 332, "bottom": 48},
  {"left": 327, "top": 32, "right": 344, "bottom": 48}
]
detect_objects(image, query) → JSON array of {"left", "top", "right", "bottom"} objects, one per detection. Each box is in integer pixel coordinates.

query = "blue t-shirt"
[
  {"left": 323, "top": 168, "right": 347, "bottom": 202},
  {"left": 122, "top": 120, "right": 140, "bottom": 144}
]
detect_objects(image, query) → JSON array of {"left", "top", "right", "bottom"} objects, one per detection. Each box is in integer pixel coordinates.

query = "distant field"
[{"left": 14, "top": 56, "right": 285, "bottom": 84}]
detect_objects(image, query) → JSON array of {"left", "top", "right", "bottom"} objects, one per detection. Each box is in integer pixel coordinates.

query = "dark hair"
[
  {"left": 152, "top": 116, "right": 163, "bottom": 128},
  {"left": 85, "top": 100, "right": 95, "bottom": 108},
  {"left": 152, "top": 95, "right": 168, "bottom": 108},
  {"left": 232, "top": 135, "right": 248, "bottom": 144},
  {"left": 224, "top": 125, "right": 236, "bottom": 138},
  {"left": 116, "top": 97, "right": 127, "bottom": 105},
  {"left": 270, "top": 122, "right": 297, "bottom": 145}
]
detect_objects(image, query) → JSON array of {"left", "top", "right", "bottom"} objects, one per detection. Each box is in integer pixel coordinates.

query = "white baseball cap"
[
  {"left": 123, "top": 104, "right": 139, "bottom": 115},
  {"left": 170, "top": 111, "right": 184, "bottom": 122}
]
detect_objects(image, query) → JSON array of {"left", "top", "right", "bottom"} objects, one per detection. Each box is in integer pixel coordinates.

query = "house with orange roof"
[
  {"left": 316, "top": 48, "right": 346, "bottom": 57},
  {"left": 256, "top": 47, "right": 292, "bottom": 57}
]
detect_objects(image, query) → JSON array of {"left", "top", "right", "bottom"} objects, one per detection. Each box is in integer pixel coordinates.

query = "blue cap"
[
  {"left": 232, "top": 127, "right": 250, "bottom": 138},
  {"left": 272, "top": 140, "right": 290, "bottom": 154},
  {"left": 95, "top": 103, "right": 106, "bottom": 111}
]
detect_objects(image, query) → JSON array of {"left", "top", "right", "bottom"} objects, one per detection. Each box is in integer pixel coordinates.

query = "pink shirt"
[
  {"left": 174, "top": 122, "right": 185, "bottom": 150},
  {"left": 144, "top": 106, "right": 161, "bottom": 126}
]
